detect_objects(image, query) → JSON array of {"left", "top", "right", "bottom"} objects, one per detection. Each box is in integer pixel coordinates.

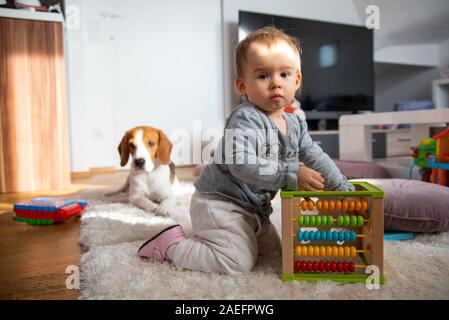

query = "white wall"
[
  {"left": 65, "top": 0, "right": 223, "bottom": 171},
  {"left": 221, "top": 0, "right": 363, "bottom": 117}
]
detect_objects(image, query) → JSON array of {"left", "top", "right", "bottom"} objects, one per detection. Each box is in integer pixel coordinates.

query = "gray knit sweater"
[{"left": 194, "top": 102, "right": 354, "bottom": 218}]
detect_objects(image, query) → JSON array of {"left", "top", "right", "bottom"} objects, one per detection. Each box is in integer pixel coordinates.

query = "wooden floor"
[{"left": 0, "top": 167, "right": 195, "bottom": 300}]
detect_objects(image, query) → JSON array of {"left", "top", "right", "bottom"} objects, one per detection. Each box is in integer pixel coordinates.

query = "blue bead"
[
  {"left": 315, "top": 231, "right": 321, "bottom": 241},
  {"left": 327, "top": 231, "right": 333, "bottom": 241},
  {"left": 310, "top": 231, "right": 316, "bottom": 241},
  {"left": 297, "top": 231, "right": 303, "bottom": 241},
  {"left": 344, "top": 231, "right": 351, "bottom": 241},
  {"left": 303, "top": 231, "right": 309, "bottom": 241},
  {"left": 338, "top": 231, "right": 345, "bottom": 241},
  {"left": 332, "top": 231, "right": 338, "bottom": 241},
  {"left": 321, "top": 231, "right": 327, "bottom": 241},
  {"left": 350, "top": 231, "right": 356, "bottom": 241}
]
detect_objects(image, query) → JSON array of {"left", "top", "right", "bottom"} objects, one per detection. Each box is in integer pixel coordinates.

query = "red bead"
[
  {"left": 318, "top": 261, "right": 325, "bottom": 272},
  {"left": 349, "top": 262, "right": 355, "bottom": 272},
  {"left": 325, "top": 261, "right": 331, "bottom": 271},
  {"left": 307, "top": 261, "right": 313, "bottom": 271},
  {"left": 295, "top": 261, "right": 301, "bottom": 272},
  {"left": 301, "top": 261, "right": 307, "bottom": 271},
  {"left": 337, "top": 262, "right": 343, "bottom": 272},
  {"left": 342, "top": 262, "right": 348, "bottom": 272},
  {"left": 331, "top": 262, "right": 337, "bottom": 272},
  {"left": 312, "top": 261, "right": 318, "bottom": 271}
]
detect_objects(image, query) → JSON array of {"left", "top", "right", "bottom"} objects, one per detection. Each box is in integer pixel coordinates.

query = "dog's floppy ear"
[
  {"left": 118, "top": 131, "right": 130, "bottom": 167},
  {"left": 156, "top": 129, "right": 173, "bottom": 165}
]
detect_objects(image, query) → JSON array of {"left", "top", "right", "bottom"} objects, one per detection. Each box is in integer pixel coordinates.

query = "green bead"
[
  {"left": 310, "top": 216, "right": 316, "bottom": 226},
  {"left": 297, "top": 215, "right": 304, "bottom": 225},
  {"left": 344, "top": 215, "right": 350, "bottom": 226},
  {"left": 357, "top": 215, "right": 364, "bottom": 227},
  {"left": 327, "top": 216, "right": 334, "bottom": 226},
  {"left": 338, "top": 216, "right": 344, "bottom": 226},
  {"left": 304, "top": 216, "right": 310, "bottom": 226},
  {"left": 316, "top": 216, "right": 322, "bottom": 226},
  {"left": 351, "top": 215, "right": 358, "bottom": 226},
  {"left": 321, "top": 215, "right": 327, "bottom": 226}
]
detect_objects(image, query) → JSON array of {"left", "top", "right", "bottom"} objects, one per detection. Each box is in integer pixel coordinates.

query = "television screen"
[{"left": 238, "top": 11, "right": 374, "bottom": 114}]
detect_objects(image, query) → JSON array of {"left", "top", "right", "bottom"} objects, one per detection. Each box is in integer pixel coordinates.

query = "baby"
[{"left": 138, "top": 27, "right": 354, "bottom": 274}]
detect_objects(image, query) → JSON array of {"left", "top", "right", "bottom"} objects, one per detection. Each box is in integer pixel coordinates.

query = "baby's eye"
[
  {"left": 257, "top": 73, "right": 268, "bottom": 80},
  {"left": 280, "top": 72, "right": 290, "bottom": 78}
]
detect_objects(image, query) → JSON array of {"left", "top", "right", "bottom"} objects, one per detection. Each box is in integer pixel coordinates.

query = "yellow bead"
[
  {"left": 326, "top": 246, "right": 332, "bottom": 257},
  {"left": 329, "top": 200, "right": 335, "bottom": 211},
  {"left": 332, "top": 246, "right": 339, "bottom": 257},
  {"left": 295, "top": 246, "right": 302, "bottom": 256},
  {"left": 308, "top": 246, "right": 314, "bottom": 256},
  {"left": 316, "top": 200, "right": 322, "bottom": 210},
  {"left": 320, "top": 246, "right": 326, "bottom": 256},
  {"left": 351, "top": 247, "right": 357, "bottom": 257},
  {"left": 345, "top": 246, "right": 351, "bottom": 257},
  {"left": 338, "top": 247, "right": 344, "bottom": 257},
  {"left": 308, "top": 200, "right": 314, "bottom": 211},
  {"left": 315, "top": 246, "right": 320, "bottom": 257}
]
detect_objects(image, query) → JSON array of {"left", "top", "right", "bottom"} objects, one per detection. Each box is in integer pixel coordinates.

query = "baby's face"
[{"left": 236, "top": 40, "right": 301, "bottom": 116}]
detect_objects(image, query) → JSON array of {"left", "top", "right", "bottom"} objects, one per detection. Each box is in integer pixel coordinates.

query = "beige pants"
[{"left": 166, "top": 191, "right": 281, "bottom": 275}]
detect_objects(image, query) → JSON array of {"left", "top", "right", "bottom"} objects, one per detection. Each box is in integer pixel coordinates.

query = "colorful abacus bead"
[
  {"left": 295, "top": 260, "right": 358, "bottom": 273},
  {"left": 296, "top": 230, "right": 357, "bottom": 242},
  {"left": 294, "top": 245, "right": 360, "bottom": 257}
]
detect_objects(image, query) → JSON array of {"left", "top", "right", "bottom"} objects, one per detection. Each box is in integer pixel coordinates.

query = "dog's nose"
[{"left": 134, "top": 158, "right": 145, "bottom": 168}]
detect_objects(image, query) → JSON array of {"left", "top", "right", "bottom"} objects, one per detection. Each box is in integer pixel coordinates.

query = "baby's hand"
[{"left": 297, "top": 166, "right": 325, "bottom": 191}]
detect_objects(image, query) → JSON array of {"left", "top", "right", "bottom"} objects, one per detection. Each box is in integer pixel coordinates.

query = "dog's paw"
[{"left": 153, "top": 205, "right": 170, "bottom": 217}]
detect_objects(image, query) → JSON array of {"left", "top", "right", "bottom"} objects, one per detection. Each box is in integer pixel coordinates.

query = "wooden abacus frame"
[{"left": 280, "top": 181, "right": 385, "bottom": 283}]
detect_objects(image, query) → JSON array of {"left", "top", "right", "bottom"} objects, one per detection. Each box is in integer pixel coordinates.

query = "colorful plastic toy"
[
  {"left": 13, "top": 197, "right": 88, "bottom": 225},
  {"left": 280, "top": 181, "right": 385, "bottom": 283},
  {"left": 410, "top": 127, "right": 449, "bottom": 186}
]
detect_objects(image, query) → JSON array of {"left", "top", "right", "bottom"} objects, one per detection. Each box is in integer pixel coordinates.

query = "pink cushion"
[
  {"left": 355, "top": 179, "right": 449, "bottom": 233},
  {"left": 334, "top": 160, "right": 391, "bottom": 179}
]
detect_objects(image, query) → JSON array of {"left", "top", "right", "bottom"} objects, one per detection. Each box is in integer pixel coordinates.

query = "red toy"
[{"left": 13, "top": 197, "right": 88, "bottom": 225}]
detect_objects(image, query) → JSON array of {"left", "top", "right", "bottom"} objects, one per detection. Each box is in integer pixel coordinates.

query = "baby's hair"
[{"left": 234, "top": 26, "right": 302, "bottom": 79}]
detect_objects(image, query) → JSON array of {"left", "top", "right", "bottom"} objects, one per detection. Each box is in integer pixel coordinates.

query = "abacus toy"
[{"left": 280, "top": 181, "right": 385, "bottom": 283}]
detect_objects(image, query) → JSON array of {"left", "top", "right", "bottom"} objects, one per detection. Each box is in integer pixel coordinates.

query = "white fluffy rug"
[{"left": 77, "top": 182, "right": 449, "bottom": 299}]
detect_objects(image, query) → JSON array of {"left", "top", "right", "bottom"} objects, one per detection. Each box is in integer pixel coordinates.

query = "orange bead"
[
  {"left": 355, "top": 201, "right": 362, "bottom": 212},
  {"left": 329, "top": 200, "right": 335, "bottom": 211},
  {"left": 362, "top": 200, "right": 368, "bottom": 212},
  {"left": 342, "top": 200, "right": 348, "bottom": 212},
  {"left": 301, "top": 200, "right": 308, "bottom": 211},
  {"left": 335, "top": 200, "right": 342, "bottom": 210},
  {"left": 316, "top": 200, "right": 322, "bottom": 210},
  {"left": 323, "top": 200, "right": 329, "bottom": 211},
  {"left": 308, "top": 200, "right": 314, "bottom": 211},
  {"left": 349, "top": 200, "right": 355, "bottom": 212}
]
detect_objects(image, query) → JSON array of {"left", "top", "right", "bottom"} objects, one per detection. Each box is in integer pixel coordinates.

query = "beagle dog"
[{"left": 107, "top": 126, "right": 176, "bottom": 215}]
